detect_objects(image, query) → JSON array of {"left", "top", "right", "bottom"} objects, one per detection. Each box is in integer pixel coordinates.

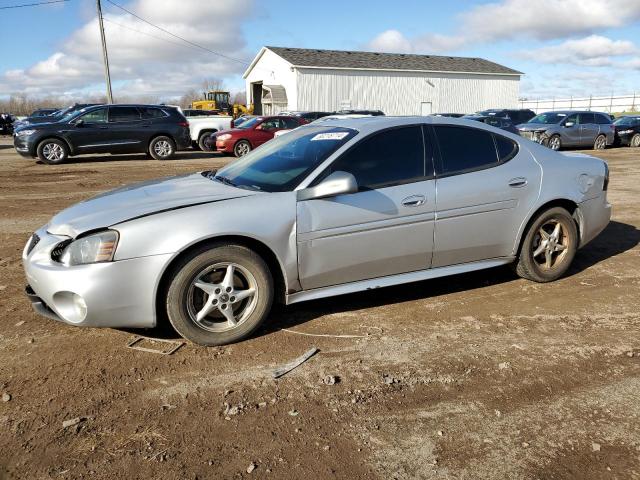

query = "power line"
[
  {"left": 104, "top": 0, "right": 252, "bottom": 66},
  {"left": 103, "top": 18, "right": 196, "bottom": 51},
  {"left": 0, "top": 0, "right": 70, "bottom": 9}
]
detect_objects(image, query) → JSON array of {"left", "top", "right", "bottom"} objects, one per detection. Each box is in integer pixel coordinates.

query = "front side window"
[
  {"left": 260, "top": 118, "right": 282, "bottom": 131},
  {"left": 282, "top": 117, "right": 300, "bottom": 129},
  {"left": 215, "top": 126, "right": 357, "bottom": 192},
  {"left": 79, "top": 107, "right": 108, "bottom": 124},
  {"left": 326, "top": 126, "right": 425, "bottom": 190},
  {"left": 434, "top": 126, "right": 499, "bottom": 176},
  {"left": 109, "top": 106, "right": 141, "bottom": 122},
  {"left": 564, "top": 114, "right": 578, "bottom": 125}
]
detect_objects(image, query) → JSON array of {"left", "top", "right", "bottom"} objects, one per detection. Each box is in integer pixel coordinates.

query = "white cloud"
[
  {"left": 461, "top": 0, "right": 640, "bottom": 42},
  {"left": 366, "top": 0, "right": 640, "bottom": 56},
  {"left": 365, "top": 30, "right": 467, "bottom": 55},
  {"left": 518, "top": 35, "right": 638, "bottom": 66},
  {"left": 0, "top": 0, "right": 254, "bottom": 98}
]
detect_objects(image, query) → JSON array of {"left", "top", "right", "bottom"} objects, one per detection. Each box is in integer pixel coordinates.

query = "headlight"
[
  {"left": 217, "top": 134, "right": 232, "bottom": 141},
  {"left": 60, "top": 230, "right": 119, "bottom": 266},
  {"left": 17, "top": 129, "right": 36, "bottom": 136},
  {"left": 618, "top": 129, "right": 633, "bottom": 135}
]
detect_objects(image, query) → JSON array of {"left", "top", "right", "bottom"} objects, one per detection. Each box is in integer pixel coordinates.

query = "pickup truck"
[{"left": 184, "top": 113, "right": 232, "bottom": 150}]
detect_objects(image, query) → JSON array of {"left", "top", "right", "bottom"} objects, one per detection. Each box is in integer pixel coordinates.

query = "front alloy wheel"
[
  {"left": 166, "top": 244, "right": 273, "bottom": 346},
  {"left": 37, "top": 139, "right": 69, "bottom": 164},
  {"left": 548, "top": 135, "right": 561, "bottom": 151}
]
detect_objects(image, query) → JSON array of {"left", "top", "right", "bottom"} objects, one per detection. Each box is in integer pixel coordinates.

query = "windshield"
[
  {"left": 214, "top": 126, "right": 357, "bottom": 192},
  {"left": 528, "top": 112, "right": 568, "bottom": 124},
  {"left": 236, "top": 117, "right": 261, "bottom": 129},
  {"left": 614, "top": 116, "right": 639, "bottom": 126}
]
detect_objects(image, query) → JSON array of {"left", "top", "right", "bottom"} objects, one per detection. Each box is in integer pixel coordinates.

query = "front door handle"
[
  {"left": 508, "top": 177, "right": 528, "bottom": 188},
  {"left": 401, "top": 195, "right": 426, "bottom": 207}
]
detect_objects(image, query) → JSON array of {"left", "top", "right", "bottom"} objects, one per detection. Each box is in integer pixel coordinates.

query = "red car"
[{"left": 215, "top": 115, "right": 306, "bottom": 157}]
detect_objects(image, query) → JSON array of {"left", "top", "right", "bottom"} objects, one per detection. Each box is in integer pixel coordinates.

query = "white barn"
[{"left": 243, "top": 46, "right": 523, "bottom": 116}]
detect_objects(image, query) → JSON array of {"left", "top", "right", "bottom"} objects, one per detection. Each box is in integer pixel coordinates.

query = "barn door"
[{"left": 421, "top": 102, "right": 433, "bottom": 116}]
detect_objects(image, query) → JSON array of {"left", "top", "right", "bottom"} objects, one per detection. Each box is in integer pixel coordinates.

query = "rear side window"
[
  {"left": 109, "top": 106, "right": 141, "bottom": 122},
  {"left": 140, "top": 107, "right": 168, "bottom": 119},
  {"left": 495, "top": 135, "right": 518, "bottom": 162},
  {"left": 434, "top": 126, "right": 499, "bottom": 176},
  {"left": 595, "top": 114, "right": 612, "bottom": 125},
  {"left": 578, "top": 113, "right": 595, "bottom": 124},
  {"left": 282, "top": 117, "right": 300, "bottom": 129},
  {"left": 328, "top": 126, "right": 425, "bottom": 189}
]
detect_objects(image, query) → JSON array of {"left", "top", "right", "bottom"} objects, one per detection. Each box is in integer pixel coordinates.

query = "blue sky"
[{"left": 1, "top": 0, "right": 639, "bottom": 101}]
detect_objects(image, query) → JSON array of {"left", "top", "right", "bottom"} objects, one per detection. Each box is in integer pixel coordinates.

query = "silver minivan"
[{"left": 517, "top": 111, "right": 615, "bottom": 151}]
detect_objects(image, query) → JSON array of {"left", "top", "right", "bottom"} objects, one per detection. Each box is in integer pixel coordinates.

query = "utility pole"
[{"left": 96, "top": 0, "right": 113, "bottom": 103}]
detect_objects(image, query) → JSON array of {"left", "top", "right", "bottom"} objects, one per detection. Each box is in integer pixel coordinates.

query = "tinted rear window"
[
  {"left": 434, "top": 126, "right": 499, "bottom": 175},
  {"left": 140, "top": 107, "right": 167, "bottom": 119},
  {"left": 110, "top": 106, "right": 141, "bottom": 122},
  {"left": 595, "top": 114, "right": 612, "bottom": 125}
]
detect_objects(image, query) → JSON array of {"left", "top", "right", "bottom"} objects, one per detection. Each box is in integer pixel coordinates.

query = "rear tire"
[
  {"left": 165, "top": 244, "right": 274, "bottom": 346},
  {"left": 233, "top": 140, "right": 251, "bottom": 157},
  {"left": 593, "top": 134, "right": 606, "bottom": 150},
  {"left": 198, "top": 131, "right": 215, "bottom": 151},
  {"left": 149, "top": 136, "right": 176, "bottom": 160},
  {"left": 514, "top": 207, "right": 578, "bottom": 283},
  {"left": 37, "top": 138, "right": 69, "bottom": 165},
  {"left": 630, "top": 134, "right": 640, "bottom": 148}
]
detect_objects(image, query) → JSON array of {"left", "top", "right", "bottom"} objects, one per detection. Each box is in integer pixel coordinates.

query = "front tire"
[
  {"left": 149, "top": 136, "right": 176, "bottom": 160},
  {"left": 165, "top": 244, "right": 274, "bottom": 346},
  {"left": 233, "top": 140, "right": 251, "bottom": 157},
  {"left": 547, "top": 134, "right": 561, "bottom": 151},
  {"left": 593, "top": 134, "right": 606, "bottom": 150},
  {"left": 514, "top": 207, "right": 578, "bottom": 283},
  {"left": 37, "top": 138, "right": 69, "bottom": 164}
]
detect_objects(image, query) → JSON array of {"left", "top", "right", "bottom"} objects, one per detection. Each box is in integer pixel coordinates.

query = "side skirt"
[{"left": 285, "top": 257, "right": 516, "bottom": 305}]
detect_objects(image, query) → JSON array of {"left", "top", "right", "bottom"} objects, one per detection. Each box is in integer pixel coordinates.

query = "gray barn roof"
[{"left": 265, "top": 46, "right": 522, "bottom": 75}]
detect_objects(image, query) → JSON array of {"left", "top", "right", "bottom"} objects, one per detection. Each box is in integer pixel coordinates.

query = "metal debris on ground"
[
  {"left": 271, "top": 346, "right": 319, "bottom": 379},
  {"left": 126, "top": 336, "right": 185, "bottom": 355}
]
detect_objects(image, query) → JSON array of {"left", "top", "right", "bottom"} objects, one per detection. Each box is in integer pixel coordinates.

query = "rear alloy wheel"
[
  {"left": 37, "top": 139, "right": 69, "bottom": 165},
  {"left": 149, "top": 136, "right": 176, "bottom": 160},
  {"left": 630, "top": 134, "right": 640, "bottom": 148},
  {"left": 166, "top": 245, "right": 273, "bottom": 346},
  {"left": 547, "top": 134, "right": 561, "bottom": 151},
  {"left": 593, "top": 134, "right": 607, "bottom": 150},
  {"left": 233, "top": 140, "right": 251, "bottom": 157},
  {"left": 514, "top": 207, "right": 578, "bottom": 283}
]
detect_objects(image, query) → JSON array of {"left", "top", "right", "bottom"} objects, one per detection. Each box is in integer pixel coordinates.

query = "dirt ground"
[{"left": 0, "top": 137, "right": 638, "bottom": 480}]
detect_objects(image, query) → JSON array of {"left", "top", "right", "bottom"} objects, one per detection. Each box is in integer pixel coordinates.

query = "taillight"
[
  {"left": 603, "top": 163, "right": 609, "bottom": 191},
  {"left": 178, "top": 121, "right": 189, "bottom": 127}
]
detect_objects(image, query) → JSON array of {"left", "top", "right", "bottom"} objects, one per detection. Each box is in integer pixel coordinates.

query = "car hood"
[
  {"left": 517, "top": 122, "right": 554, "bottom": 131},
  {"left": 46, "top": 172, "right": 254, "bottom": 237}
]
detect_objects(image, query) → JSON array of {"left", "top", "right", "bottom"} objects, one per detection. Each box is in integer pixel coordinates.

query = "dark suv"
[
  {"left": 472, "top": 109, "right": 536, "bottom": 124},
  {"left": 14, "top": 104, "right": 191, "bottom": 164}
]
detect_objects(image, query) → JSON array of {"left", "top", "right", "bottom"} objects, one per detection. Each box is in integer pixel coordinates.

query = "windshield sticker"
[{"left": 311, "top": 132, "right": 350, "bottom": 141}]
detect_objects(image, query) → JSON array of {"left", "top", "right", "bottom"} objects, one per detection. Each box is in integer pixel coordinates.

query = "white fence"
[{"left": 519, "top": 93, "right": 639, "bottom": 114}]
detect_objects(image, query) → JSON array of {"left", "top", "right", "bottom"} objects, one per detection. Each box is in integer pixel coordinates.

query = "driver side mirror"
[
  {"left": 297, "top": 171, "right": 358, "bottom": 201},
  {"left": 564, "top": 121, "right": 575, "bottom": 128},
  {"left": 74, "top": 119, "right": 85, "bottom": 127}
]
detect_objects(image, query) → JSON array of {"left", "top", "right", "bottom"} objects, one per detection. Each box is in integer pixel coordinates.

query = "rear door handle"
[
  {"left": 508, "top": 177, "right": 527, "bottom": 188},
  {"left": 401, "top": 195, "right": 426, "bottom": 207}
]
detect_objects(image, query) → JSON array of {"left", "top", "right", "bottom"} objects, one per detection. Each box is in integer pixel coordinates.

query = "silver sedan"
[{"left": 23, "top": 117, "right": 612, "bottom": 345}]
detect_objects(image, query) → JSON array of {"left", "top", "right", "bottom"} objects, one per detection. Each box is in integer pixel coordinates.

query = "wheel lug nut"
[
  {"left": 212, "top": 299, "right": 218, "bottom": 305},
  {"left": 226, "top": 287, "right": 232, "bottom": 293},
  {"left": 221, "top": 304, "right": 226, "bottom": 310},
  {"left": 215, "top": 288, "right": 221, "bottom": 294},
  {"left": 230, "top": 296, "right": 236, "bottom": 302}
]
